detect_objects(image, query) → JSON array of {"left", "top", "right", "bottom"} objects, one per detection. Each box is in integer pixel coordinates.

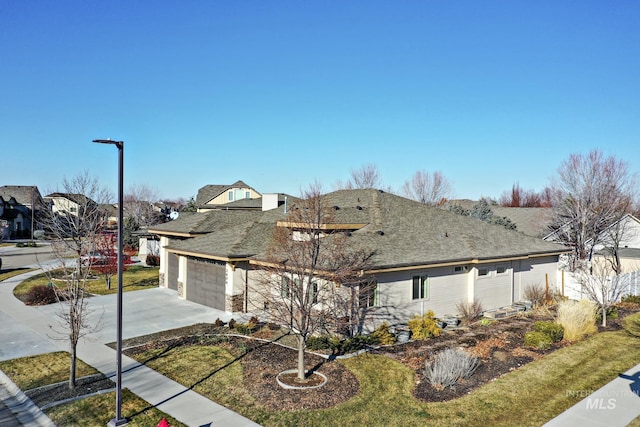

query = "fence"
[{"left": 563, "top": 269, "right": 640, "bottom": 301}]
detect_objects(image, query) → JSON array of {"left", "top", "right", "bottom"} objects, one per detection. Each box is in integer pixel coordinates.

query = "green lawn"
[
  {"left": 0, "top": 352, "right": 185, "bottom": 427},
  {"left": 13, "top": 265, "right": 159, "bottom": 301},
  {"left": 127, "top": 329, "right": 640, "bottom": 427}
]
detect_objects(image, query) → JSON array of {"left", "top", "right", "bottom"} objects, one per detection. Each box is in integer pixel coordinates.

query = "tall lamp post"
[{"left": 93, "top": 138, "right": 127, "bottom": 427}]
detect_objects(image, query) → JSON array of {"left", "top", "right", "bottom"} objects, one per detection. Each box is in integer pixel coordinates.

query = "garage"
[
  {"left": 186, "top": 257, "right": 226, "bottom": 310},
  {"left": 167, "top": 253, "right": 179, "bottom": 291}
]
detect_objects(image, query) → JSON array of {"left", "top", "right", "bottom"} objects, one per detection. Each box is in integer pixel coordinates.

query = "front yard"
[
  {"left": 2, "top": 301, "right": 640, "bottom": 425},
  {"left": 116, "top": 309, "right": 640, "bottom": 426},
  {"left": 12, "top": 265, "right": 160, "bottom": 303},
  {"left": 0, "top": 351, "right": 185, "bottom": 426}
]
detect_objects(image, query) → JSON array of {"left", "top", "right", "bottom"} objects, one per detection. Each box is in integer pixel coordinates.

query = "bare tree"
[
  {"left": 400, "top": 170, "right": 453, "bottom": 205},
  {"left": 346, "top": 164, "right": 382, "bottom": 189},
  {"left": 251, "top": 184, "right": 374, "bottom": 381},
  {"left": 123, "top": 183, "right": 162, "bottom": 227},
  {"left": 550, "top": 150, "right": 637, "bottom": 270},
  {"left": 42, "top": 172, "right": 110, "bottom": 389},
  {"left": 576, "top": 261, "right": 628, "bottom": 327},
  {"left": 499, "top": 183, "right": 553, "bottom": 207}
]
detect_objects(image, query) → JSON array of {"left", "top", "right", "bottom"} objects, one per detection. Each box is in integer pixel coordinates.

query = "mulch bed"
[
  {"left": 26, "top": 374, "right": 114, "bottom": 408},
  {"left": 25, "top": 305, "right": 638, "bottom": 412}
]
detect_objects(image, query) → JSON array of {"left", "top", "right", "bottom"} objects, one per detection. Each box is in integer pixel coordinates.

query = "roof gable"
[{"left": 195, "top": 180, "right": 259, "bottom": 206}]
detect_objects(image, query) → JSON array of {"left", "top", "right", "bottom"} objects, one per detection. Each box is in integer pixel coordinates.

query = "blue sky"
[{"left": 2, "top": 1, "right": 639, "bottom": 201}]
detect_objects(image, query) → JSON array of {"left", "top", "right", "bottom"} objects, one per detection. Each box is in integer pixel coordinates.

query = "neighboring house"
[
  {"left": 0, "top": 185, "right": 45, "bottom": 239},
  {"left": 150, "top": 189, "right": 569, "bottom": 329},
  {"left": 195, "top": 180, "right": 261, "bottom": 212},
  {"left": 136, "top": 229, "right": 160, "bottom": 264},
  {"left": 45, "top": 193, "right": 98, "bottom": 216},
  {"left": 592, "top": 214, "right": 640, "bottom": 273}
]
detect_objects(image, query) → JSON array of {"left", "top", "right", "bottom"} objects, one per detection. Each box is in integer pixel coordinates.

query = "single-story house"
[{"left": 149, "top": 189, "right": 570, "bottom": 328}]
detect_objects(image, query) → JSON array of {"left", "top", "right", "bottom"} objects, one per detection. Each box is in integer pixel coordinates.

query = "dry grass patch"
[
  {"left": 0, "top": 351, "right": 98, "bottom": 390},
  {"left": 46, "top": 389, "right": 186, "bottom": 427}
]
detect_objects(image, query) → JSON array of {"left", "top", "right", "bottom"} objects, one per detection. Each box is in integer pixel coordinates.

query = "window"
[
  {"left": 228, "top": 191, "right": 234, "bottom": 202},
  {"left": 359, "top": 281, "right": 379, "bottom": 308},
  {"left": 309, "top": 282, "right": 318, "bottom": 304},
  {"left": 245, "top": 191, "right": 251, "bottom": 199},
  {"left": 280, "top": 277, "right": 291, "bottom": 298},
  {"left": 454, "top": 265, "right": 468, "bottom": 273},
  {"left": 412, "top": 275, "right": 428, "bottom": 300},
  {"left": 477, "top": 267, "right": 489, "bottom": 277},
  {"left": 496, "top": 265, "right": 507, "bottom": 274}
]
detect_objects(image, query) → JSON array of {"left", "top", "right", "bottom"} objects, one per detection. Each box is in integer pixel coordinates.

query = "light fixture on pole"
[{"left": 93, "top": 138, "right": 127, "bottom": 427}]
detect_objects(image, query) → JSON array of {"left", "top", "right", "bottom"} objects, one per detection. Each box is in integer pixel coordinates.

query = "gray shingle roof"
[
  {"left": 153, "top": 189, "right": 568, "bottom": 268},
  {"left": 441, "top": 200, "right": 555, "bottom": 238},
  {"left": 0, "top": 186, "right": 44, "bottom": 207}
]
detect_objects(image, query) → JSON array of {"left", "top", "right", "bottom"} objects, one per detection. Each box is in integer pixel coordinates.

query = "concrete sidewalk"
[
  {"left": 544, "top": 363, "right": 640, "bottom": 426},
  {"left": 0, "top": 270, "right": 260, "bottom": 426},
  {"left": 0, "top": 370, "right": 54, "bottom": 427}
]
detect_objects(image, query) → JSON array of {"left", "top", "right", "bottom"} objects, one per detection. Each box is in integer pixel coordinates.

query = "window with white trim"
[
  {"left": 412, "top": 275, "right": 428, "bottom": 300},
  {"left": 477, "top": 267, "right": 490, "bottom": 277}
]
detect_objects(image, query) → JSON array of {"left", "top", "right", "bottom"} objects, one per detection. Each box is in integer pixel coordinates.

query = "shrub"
[
  {"left": 267, "top": 322, "right": 280, "bottom": 331},
  {"left": 622, "top": 312, "right": 640, "bottom": 337},
  {"left": 556, "top": 299, "right": 597, "bottom": 342},
  {"left": 214, "top": 318, "right": 225, "bottom": 327},
  {"left": 235, "top": 322, "right": 257, "bottom": 335},
  {"left": 424, "top": 348, "right": 480, "bottom": 390},
  {"left": 306, "top": 335, "right": 331, "bottom": 350},
  {"left": 524, "top": 331, "right": 553, "bottom": 350},
  {"left": 524, "top": 283, "right": 546, "bottom": 307},
  {"left": 479, "top": 318, "right": 494, "bottom": 327},
  {"left": 145, "top": 254, "right": 160, "bottom": 266},
  {"left": 621, "top": 294, "right": 640, "bottom": 304},
  {"left": 596, "top": 306, "right": 619, "bottom": 323},
  {"left": 533, "top": 321, "right": 564, "bottom": 342},
  {"left": 25, "top": 284, "right": 57, "bottom": 306},
  {"left": 228, "top": 318, "right": 236, "bottom": 330},
  {"left": 456, "top": 299, "right": 483, "bottom": 324},
  {"left": 371, "top": 322, "right": 396, "bottom": 345},
  {"left": 408, "top": 311, "right": 442, "bottom": 340}
]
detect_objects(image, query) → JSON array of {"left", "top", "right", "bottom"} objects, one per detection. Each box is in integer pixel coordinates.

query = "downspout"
[{"left": 244, "top": 268, "right": 249, "bottom": 313}]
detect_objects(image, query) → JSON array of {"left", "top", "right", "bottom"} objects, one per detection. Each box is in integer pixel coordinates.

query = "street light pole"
[{"left": 93, "top": 138, "right": 127, "bottom": 427}]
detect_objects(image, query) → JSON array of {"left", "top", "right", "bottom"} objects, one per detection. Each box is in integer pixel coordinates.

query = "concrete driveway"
[
  {"left": 0, "top": 273, "right": 239, "bottom": 361},
  {"left": 0, "top": 268, "right": 260, "bottom": 426},
  {"left": 35, "top": 287, "right": 238, "bottom": 346}
]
